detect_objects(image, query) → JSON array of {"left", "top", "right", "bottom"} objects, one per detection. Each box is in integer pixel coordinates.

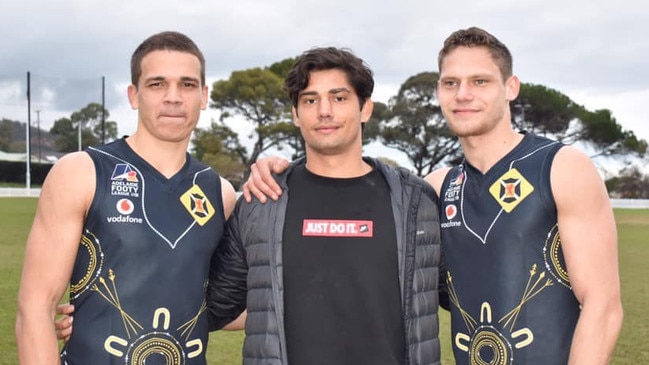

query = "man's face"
[
  {"left": 436, "top": 46, "right": 519, "bottom": 138},
  {"left": 292, "top": 68, "right": 373, "bottom": 157},
  {"left": 128, "top": 50, "right": 207, "bottom": 143}
]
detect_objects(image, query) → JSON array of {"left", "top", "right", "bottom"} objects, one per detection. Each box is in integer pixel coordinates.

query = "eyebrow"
[
  {"left": 298, "top": 87, "right": 351, "bottom": 98},
  {"left": 143, "top": 76, "right": 200, "bottom": 83}
]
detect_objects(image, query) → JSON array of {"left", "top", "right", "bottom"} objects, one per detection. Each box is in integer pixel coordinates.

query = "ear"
[
  {"left": 505, "top": 75, "right": 520, "bottom": 102},
  {"left": 201, "top": 85, "right": 208, "bottom": 110},
  {"left": 360, "top": 99, "right": 374, "bottom": 123},
  {"left": 292, "top": 106, "right": 300, "bottom": 127},
  {"left": 127, "top": 84, "right": 138, "bottom": 110}
]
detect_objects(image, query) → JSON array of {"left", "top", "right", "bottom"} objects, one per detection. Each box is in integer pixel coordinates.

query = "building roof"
[{"left": 0, "top": 151, "right": 57, "bottom": 164}]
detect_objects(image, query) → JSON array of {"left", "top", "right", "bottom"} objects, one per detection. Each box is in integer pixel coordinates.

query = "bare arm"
[
  {"left": 220, "top": 176, "right": 237, "bottom": 219},
  {"left": 221, "top": 310, "right": 247, "bottom": 331},
  {"left": 551, "top": 147, "right": 623, "bottom": 365},
  {"left": 241, "top": 156, "right": 290, "bottom": 203},
  {"left": 16, "top": 152, "right": 94, "bottom": 365},
  {"left": 423, "top": 167, "right": 451, "bottom": 196}
]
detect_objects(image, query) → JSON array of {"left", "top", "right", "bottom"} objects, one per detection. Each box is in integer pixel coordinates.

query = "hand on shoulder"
[{"left": 241, "top": 156, "right": 290, "bottom": 203}]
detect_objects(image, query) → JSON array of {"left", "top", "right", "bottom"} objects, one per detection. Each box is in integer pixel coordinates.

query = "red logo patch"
[
  {"left": 445, "top": 204, "right": 457, "bottom": 220},
  {"left": 116, "top": 198, "right": 134, "bottom": 215},
  {"left": 302, "top": 219, "right": 373, "bottom": 237}
]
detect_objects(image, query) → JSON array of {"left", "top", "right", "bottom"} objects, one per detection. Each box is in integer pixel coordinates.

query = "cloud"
[{"left": 0, "top": 0, "right": 647, "bottom": 148}]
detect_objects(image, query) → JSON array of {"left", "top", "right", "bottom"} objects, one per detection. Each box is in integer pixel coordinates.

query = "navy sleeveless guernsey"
[
  {"left": 439, "top": 133, "right": 580, "bottom": 365},
  {"left": 60, "top": 138, "right": 225, "bottom": 365}
]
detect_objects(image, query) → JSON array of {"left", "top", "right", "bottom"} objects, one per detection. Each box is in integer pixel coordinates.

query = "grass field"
[{"left": 1, "top": 198, "right": 647, "bottom": 364}]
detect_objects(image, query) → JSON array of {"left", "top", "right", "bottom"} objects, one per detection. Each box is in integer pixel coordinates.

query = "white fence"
[
  {"left": 610, "top": 199, "right": 649, "bottom": 209},
  {"left": 2, "top": 188, "right": 649, "bottom": 209},
  {"left": 0, "top": 187, "right": 41, "bottom": 197}
]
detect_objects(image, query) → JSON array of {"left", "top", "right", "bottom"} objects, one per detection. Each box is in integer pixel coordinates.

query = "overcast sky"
[{"left": 1, "top": 0, "right": 647, "bottom": 168}]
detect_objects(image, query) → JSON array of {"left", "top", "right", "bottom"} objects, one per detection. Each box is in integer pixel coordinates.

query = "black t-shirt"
[{"left": 282, "top": 164, "right": 405, "bottom": 365}]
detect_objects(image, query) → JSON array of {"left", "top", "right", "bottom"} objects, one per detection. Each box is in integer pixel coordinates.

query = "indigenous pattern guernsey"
[
  {"left": 60, "top": 138, "right": 225, "bottom": 365},
  {"left": 439, "top": 133, "right": 580, "bottom": 365}
]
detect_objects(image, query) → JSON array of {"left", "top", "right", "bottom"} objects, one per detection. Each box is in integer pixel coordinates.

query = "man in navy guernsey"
[
  {"left": 16, "top": 31, "right": 237, "bottom": 365},
  {"left": 206, "top": 47, "right": 447, "bottom": 365},
  {"left": 241, "top": 28, "right": 624, "bottom": 365},
  {"left": 424, "top": 27, "right": 623, "bottom": 364}
]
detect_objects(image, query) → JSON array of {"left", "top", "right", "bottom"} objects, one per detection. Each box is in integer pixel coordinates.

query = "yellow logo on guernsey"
[
  {"left": 180, "top": 185, "right": 214, "bottom": 226},
  {"left": 488, "top": 168, "right": 534, "bottom": 213}
]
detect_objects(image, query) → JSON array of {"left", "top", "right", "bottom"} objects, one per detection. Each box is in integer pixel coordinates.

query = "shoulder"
[
  {"left": 40, "top": 152, "right": 95, "bottom": 211},
  {"left": 369, "top": 157, "right": 413, "bottom": 179},
  {"left": 370, "top": 159, "right": 440, "bottom": 203},
  {"left": 48, "top": 151, "right": 95, "bottom": 178},
  {"left": 551, "top": 145, "right": 597, "bottom": 180},
  {"left": 424, "top": 167, "right": 452, "bottom": 196},
  {"left": 219, "top": 177, "right": 237, "bottom": 219},
  {"left": 550, "top": 145, "right": 606, "bottom": 204}
]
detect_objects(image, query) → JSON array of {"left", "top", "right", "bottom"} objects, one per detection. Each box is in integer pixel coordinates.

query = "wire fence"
[
  {"left": 1, "top": 72, "right": 104, "bottom": 126},
  {"left": 1, "top": 188, "right": 647, "bottom": 209}
]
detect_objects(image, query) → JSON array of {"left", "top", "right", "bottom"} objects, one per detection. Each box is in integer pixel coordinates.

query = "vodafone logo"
[
  {"left": 445, "top": 204, "right": 457, "bottom": 220},
  {"left": 116, "top": 198, "right": 135, "bottom": 215}
]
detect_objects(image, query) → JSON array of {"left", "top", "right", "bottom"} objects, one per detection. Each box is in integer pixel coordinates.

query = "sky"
[{"left": 1, "top": 0, "right": 647, "bottom": 171}]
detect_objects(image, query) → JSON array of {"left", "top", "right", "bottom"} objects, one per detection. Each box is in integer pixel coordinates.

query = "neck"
[
  {"left": 460, "top": 127, "right": 524, "bottom": 174},
  {"left": 125, "top": 133, "right": 189, "bottom": 178},
  {"left": 304, "top": 148, "right": 371, "bottom": 178}
]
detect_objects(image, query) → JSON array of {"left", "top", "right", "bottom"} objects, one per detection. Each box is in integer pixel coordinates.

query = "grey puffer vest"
[{"left": 207, "top": 157, "right": 446, "bottom": 365}]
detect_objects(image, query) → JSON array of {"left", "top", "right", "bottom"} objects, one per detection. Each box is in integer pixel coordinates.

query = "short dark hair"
[
  {"left": 438, "top": 27, "right": 513, "bottom": 81},
  {"left": 285, "top": 47, "right": 374, "bottom": 110},
  {"left": 130, "top": 31, "right": 205, "bottom": 86}
]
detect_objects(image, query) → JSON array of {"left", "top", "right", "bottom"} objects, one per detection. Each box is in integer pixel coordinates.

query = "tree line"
[{"left": 2, "top": 56, "right": 648, "bottom": 197}]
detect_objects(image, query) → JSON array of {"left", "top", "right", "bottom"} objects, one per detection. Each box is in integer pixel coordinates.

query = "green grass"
[
  {"left": 0, "top": 197, "right": 36, "bottom": 365},
  {"left": 611, "top": 209, "right": 649, "bottom": 363},
  {"left": 1, "top": 199, "right": 647, "bottom": 365}
]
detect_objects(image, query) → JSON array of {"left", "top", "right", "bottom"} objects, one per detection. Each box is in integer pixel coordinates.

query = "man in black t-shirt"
[{"left": 205, "top": 47, "right": 446, "bottom": 365}]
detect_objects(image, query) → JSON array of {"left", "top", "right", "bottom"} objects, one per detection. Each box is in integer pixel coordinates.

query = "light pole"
[
  {"left": 35, "top": 107, "right": 42, "bottom": 163},
  {"left": 513, "top": 102, "right": 531, "bottom": 125}
]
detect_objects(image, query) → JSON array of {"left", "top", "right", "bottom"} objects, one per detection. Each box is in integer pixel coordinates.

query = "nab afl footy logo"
[
  {"left": 445, "top": 204, "right": 457, "bottom": 220},
  {"left": 116, "top": 198, "right": 134, "bottom": 215}
]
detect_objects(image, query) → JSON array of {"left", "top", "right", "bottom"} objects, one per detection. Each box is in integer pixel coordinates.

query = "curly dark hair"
[{"left": 285, "top": 47, "right": 374, "bottom": 110}]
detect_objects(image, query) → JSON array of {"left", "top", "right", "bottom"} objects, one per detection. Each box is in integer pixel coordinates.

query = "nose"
[
  {"left": 455, "top": 82, "right": 473, "bottom": 102},
  {"left": 164, "top": 84, "right": 182, "bottom": 103},
  {"left": 318, "top": 98, "right": 333, "bottom": 119}
]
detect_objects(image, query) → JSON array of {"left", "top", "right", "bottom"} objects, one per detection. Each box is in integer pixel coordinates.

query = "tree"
[
  {"left": 577, "top": 108, "right": 647, "bottom": 158},
  {"left": 606, "top": 166, "right": 649, "bottom": 198},
  {"left": 0, "top": 119, "right": 13, "bottom": 151},
  {"left": 49, "top": 103, "right": 118, "bottom": 152},
  {"left": 192, "top": 121, "right": 247, "bottom": 190},
  {"left": 210, "top": 62, "right": 296, "bottom": 178},
  {"left": 514, "top": 83, "right": 647, "bottom": 159},
  {"left": 512, "top": 83, "right": 581, "bottom": 139},
  {"left": 374, "top": 72, "right": 461, "bottom": 176}
]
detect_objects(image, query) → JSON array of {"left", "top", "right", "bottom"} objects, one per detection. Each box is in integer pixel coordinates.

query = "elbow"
[
  {"left": 15, "top": 303, "right": 29, "bottom": 350},
  {"left": 589, "top": 294, "right": 624, "bottom": 342},
  {"left": 609, "top": 299, "right": 624, "bottom": 337},
  {"left": 15, "top": 300, "right": 28, "bottom": 336}
]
